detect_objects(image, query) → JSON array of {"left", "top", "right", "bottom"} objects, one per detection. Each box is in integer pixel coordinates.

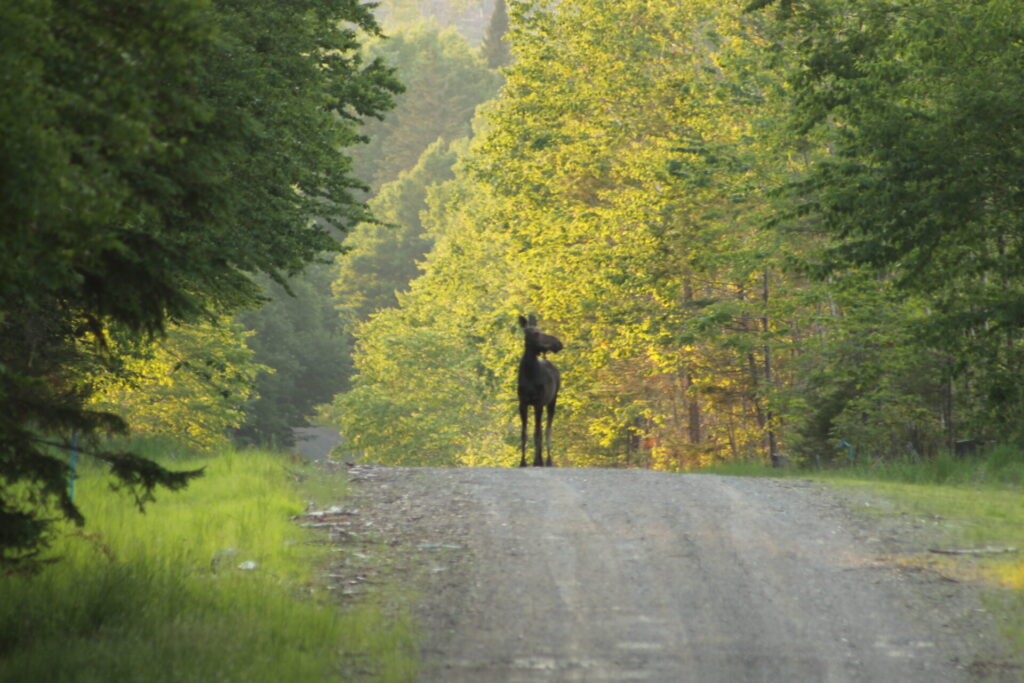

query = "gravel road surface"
[{"left": 327, "top": 466, "right": 1018, "bottom": 682}]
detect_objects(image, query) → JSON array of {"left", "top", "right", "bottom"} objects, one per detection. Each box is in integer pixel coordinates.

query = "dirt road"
[{"left": 330, "top": 466, "right": 1017, "bottom": 682}]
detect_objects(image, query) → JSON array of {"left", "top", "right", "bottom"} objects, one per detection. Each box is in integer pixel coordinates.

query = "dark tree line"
[{"left": 0, "top": 0, "right": 401, "bottom": 564}]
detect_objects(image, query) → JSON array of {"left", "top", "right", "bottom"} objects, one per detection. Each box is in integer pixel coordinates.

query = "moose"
[{"left": 517, "top": 314, "right": 563, "bottom": 467}]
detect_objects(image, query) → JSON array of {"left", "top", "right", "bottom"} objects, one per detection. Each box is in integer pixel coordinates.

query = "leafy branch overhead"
[{"left": 0, "top": 0, "right": 401, "bottom": 565}]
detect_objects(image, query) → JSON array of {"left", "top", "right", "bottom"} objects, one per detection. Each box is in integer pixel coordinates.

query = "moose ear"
[
  {"left": 528, "top": 313, "right": 537, "bottom": 327},
  {"left": 518, "top": 315, "right": 528, "bottom": 328}
]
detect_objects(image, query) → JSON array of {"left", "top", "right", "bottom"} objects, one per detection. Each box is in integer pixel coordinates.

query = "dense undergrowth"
[{"left": 0, "top": 445, "right": 415, "bottom": 682}]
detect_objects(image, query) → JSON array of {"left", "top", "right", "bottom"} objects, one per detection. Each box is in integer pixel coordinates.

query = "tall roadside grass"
[
  {"left": 0, "top": 446, "right": 416, "bottom": 682},
  {"left": 700, "top": 446, "right": 1024, "bottom": 658},
  {"left": 810, "top": 444, "right": 1024, "bottom": 489}
]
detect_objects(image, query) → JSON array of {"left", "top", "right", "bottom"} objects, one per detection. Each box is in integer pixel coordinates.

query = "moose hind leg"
[
  {"left": 533, "top": 405, "right": 544, "bottom": 466},
  {"left": 519, "top": 403, "right": 529, "bottom": 467},
  {"left": 544, "top": 398, "right": 556, "bottom": 467}
]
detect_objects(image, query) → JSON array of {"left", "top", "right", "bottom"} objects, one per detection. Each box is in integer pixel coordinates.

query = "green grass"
[
  {"left": 0, "top": 448, "right": 417, "bottom": 682},
  {"left": 700, "top": 447, "right": 1024, "bottom": 659}
]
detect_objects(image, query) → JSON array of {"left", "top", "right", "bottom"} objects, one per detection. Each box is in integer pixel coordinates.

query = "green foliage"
[
  {"left": 334, "top": 139, "right": 460, "bottom": 331},
  {"left": 335, "top": 0, "right": 1024, "bottom": 473},
  {"left": 481, "top": 0, "right": 512, "bottom": 68},
  {"left": 333, "top": 0, "right": 802, "bottom": 468},
  {"left": 768, "top": 0, "right": 1024, "bottom": 443},
  {"left": 351, "top": 23, "right": 503, "bottom": 191},
  {"left": 239, "top": 23, "right": 499, "bottom": 449},
  {"left": 374, "top": 0, "right": 496, "bottom": 47},
  {"left": 0, "top": 449, "right": 417, "bottom": 682},
  {"left": 321, "top": 174, "right": 521, "bottom": 466},
  {"left": 235, "top": 266, "right": 351, "bottom": 448},
  {"left": 0, "top": 0, "right": 400, "bottom": 564},
  {"left": 89, "top": 320, "right": 265, "bottom": 451},
  {"left": 777, "top": 274, "right": 947, "bottom": 464}
]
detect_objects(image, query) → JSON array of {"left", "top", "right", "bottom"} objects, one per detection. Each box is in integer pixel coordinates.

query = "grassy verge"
[
  {"left": 0, "top": 447, "right": 416, "bottom": 682},
  {"left": 700, "top": 447, "right": 1024, "bottom": 659}
]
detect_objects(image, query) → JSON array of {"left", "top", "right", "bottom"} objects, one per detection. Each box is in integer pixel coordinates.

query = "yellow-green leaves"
[
  {"left": 335, "top": 0, "right": 798, "bottom": 468},
  {"left": 89, "top": 320, "right": 266, "bottom": 451}
]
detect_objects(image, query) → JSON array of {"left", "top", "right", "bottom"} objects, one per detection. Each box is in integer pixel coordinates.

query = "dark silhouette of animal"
[{"left": 517, "top": 314, "right": 563, "bottom": 467}]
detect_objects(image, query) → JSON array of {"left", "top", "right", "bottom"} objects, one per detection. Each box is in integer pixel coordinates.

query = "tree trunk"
[{"left": 762, "top": 270, "right": 780, "bottom": 467}]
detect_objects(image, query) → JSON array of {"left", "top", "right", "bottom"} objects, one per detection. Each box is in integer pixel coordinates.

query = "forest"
[
  {"left": 3, "top": 0, "right": 1024, "bottom": 561},
  {"left": 324, "top": 0, "right": 1024, "bottom": 471}
]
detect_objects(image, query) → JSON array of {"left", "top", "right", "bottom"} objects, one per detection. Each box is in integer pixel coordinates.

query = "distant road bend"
[{"left": 342, "top": 466, "right": 1011, "bottom": 683}]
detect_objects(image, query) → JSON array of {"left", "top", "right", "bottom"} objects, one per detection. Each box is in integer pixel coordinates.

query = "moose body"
[{"left": 517, "top": 314, "right": 563, "bottom": 467}]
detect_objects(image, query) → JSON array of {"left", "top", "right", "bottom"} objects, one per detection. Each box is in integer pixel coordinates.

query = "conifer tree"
[
  {"left": 482, "top": 0, "right": 512, "bottom": 68},
  {"left": 0, "top": 0, "right": 400, "bottom": 565}
]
